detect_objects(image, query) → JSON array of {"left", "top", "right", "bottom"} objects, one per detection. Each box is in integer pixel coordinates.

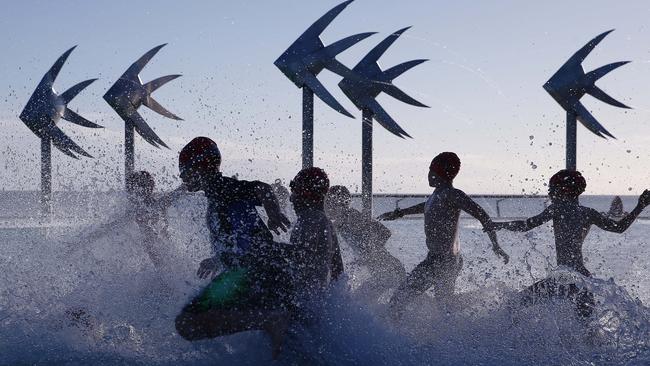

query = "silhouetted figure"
[
  {"left": 378, "top": 153, "right": 508, "bottom": 316},
  {"left": 326, "top": 185, "right": 406, "bottom": 300},
  {"left": 606, "top": 195, "right": 628, "bottom": 218},
  {"left": 65, "top": 170, "right": 182, "bottom": 269},
  {"left": 173, "top": 137, "right": 292, "bottom": 359},
  {"left": 125, "top": 171, "right": 177, "bottom": 268},
  {"left": 289, "top": 168, "right": 344, "bottom": 322},
  {"left": 489, "top": 170, "right": 650, "bottom": 317}
]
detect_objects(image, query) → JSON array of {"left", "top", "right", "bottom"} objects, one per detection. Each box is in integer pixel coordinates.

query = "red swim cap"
[
  {"left": 290, "top": 167, "right": 330, "bottom": 202},
  {"left": 429, "top": 152, "right": 461, "bottom": 181},
  {"left": 179, "top": 137, "right": 221, "bottom": 175},
  {"left": 549, "top": 170, "right": 586, "bottom": 198}
]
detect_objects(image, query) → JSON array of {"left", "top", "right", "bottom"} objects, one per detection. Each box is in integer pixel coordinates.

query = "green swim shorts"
[{"left": 191, "top": 268, "right": 253, "bottom": 313}]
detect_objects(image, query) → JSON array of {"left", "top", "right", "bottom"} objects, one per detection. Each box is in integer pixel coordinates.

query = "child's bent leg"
[
  {"left": 363, "top": 249, "right": 406, "bottom": 290},
  {"left": 432, "top": 255, "right": 463, "bottom": 298},
  {"left": 389, "top": 254, "right": 438, "bottom": 315}
]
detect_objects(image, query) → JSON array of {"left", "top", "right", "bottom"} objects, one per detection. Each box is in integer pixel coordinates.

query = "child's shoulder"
[{"left": 448, "top": 187, "right": 469, "bottom": 199}]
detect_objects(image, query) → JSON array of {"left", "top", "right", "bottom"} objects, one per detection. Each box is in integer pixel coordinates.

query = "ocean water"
[{"left": 0, "top": 191, "right": 649, "bottom": 365}]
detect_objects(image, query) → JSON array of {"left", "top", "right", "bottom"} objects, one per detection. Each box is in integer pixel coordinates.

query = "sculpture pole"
[
  {"left": 338, "top": 28, "right": 428, "bottom": 222},
  {"left": 303, "top": 88, "right": 314, "bottom": 168},
  {"left": 566, "top": 111, "right": 577, "bottom": 171},
  {"left": 361, "top": 108, "right": 373, "bottom": 218},
  {"left": 41, "top": 137, "right": 52, "bottom": 215},
  {"left": 125, "top": 124, "right": 135, "bottom": 179}
]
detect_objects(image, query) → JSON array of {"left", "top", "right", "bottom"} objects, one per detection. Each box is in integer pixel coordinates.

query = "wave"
[{"left": 1, "top": 200, "right": 649, "bottom": 365}]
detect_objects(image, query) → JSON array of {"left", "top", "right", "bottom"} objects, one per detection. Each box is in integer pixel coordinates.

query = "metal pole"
[
  {"left": 302, "top": 87, "right": 314, "bottom": 169},
  {"left": 125, "top": 123, "right": 135, "bottom": 186},
  {"left": 41, "top": 137, "right": 52, "bottom": 216},
  {"left": 361, "top": 108, "right": 373, "bottom": 221},
  {"left": 566, "top": 110, "right": 577, "bottom": 171}
]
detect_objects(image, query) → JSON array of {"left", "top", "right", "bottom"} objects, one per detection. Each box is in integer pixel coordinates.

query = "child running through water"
[
  {"left": 378, "top": 152, "right": 509, "bottom": 316},
  {"left": 289, "top": 168, "right": 344, "bottom": 321},
  {"left": 173, "top": 137, "right": 293, "bottom": 358},
  {"left": 326, "top": 185, "right": 406, "bottom": 300},
  {"left": 64, "top": 170, "right": 184, "bottom": 268},
  {"left": 63, "top": 171, "right": 184, "bottom": 334},
  {"left": 125, "top": 171, "right": 183, "bottom": 268},
  {"left": 487, "top": 170, "right": 650, "bottom": 317}
]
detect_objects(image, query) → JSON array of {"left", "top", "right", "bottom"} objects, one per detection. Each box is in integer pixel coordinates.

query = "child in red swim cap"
[
  {"left": 377, "top": 152, "right": 509, "bottom": 317},
  {"left": 175, "top": 136, "right": 292, "bottom": 359},
  {"left": 288, "top": 168, "right": 344, "bottom": 320},
  {"left": 489, "top": 170, "right": 650, "bottom": 318}
]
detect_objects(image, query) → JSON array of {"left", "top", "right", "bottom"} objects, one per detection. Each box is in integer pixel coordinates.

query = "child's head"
[
  {"left": 428, "top": 152, "right": 460, "bottom": 187},
  {"left": 178, "top": 137, "right": 222, "bottom": 192},
  {"left": 290, "top": 167, "right": 330, "bottom": 209},
  {"left": 548, "top": 169, "right": 586, "bottom": 201},
  {"left": 325, "top": 186, "right": 352, "bottom": 216},
  {"left": 127, "top": 171, "right": 155, "bottom": 199},
  {"left": 326, "top": 185, "right": 351, "bottom": 209}
]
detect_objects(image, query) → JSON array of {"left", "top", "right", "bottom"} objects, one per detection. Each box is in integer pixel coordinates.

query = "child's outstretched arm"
[
  {"left": 455, "top": 190, "right": 509, "bottom": 264},
  {"left": 157, "top": 184, "right": 187, "bottom": 209},
  {"left": 486, "top": 230, "right": 509, "bottom": 264},
  {"left": 489, "top": 207, "right": 554, "bottom": 232},
  {"left": 377, "top": 202, "right": 426, "bottom": 221},
  {"left": 251, "top": 181, "right": 291, "bottom": 234},
  {"left": 589, "top": 190, "right": 650, "bottom": 233}
]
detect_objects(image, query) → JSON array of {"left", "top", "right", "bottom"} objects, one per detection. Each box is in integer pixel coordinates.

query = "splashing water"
[{"left": 1, "top": 194, "right": 649, "bottom": 365}]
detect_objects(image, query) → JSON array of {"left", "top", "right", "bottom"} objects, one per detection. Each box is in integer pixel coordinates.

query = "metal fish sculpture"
[
  {"left": 339, "top": 27, "right": 428, "bottom": 138},
  {"left": 103, "top": 44, "right": 182, "bottom": 180},
  {"left": 274, "top": 0, "right": 375, "bottom": 118},
  {"left": 544, "top": 29, "right": 630, "bottom": 139}
]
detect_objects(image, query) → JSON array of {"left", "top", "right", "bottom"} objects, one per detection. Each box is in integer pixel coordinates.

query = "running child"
[
  {"left": 487, "top": 170, "right": 650, "bottom": 317},
  {"left": 326, "top": 185, "right": 406, "bottom": 299},
  {"left": 289, "top": 168, "right": 344, "bottom": 319},
  {"left": 174, "top": 137, "right": 292, "bottom": 358},
  {"left": 377, "top": 152, "right": 509, "bottom": 315},
  {"left": 65, "top": 170, "right": 184, "bottom": 269}
]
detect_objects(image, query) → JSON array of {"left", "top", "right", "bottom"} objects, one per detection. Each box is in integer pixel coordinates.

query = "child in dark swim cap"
[
  {"left": 378, "top": 152, "right": 509, "bottom": 317},
  {"left": 488, "top": 170, "right": 650, "bottom": 317}
]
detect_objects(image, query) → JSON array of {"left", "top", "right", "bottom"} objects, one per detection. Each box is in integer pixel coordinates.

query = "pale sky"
[{"left": 1, "top": 0, "right": 649, "bottom": 194}]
